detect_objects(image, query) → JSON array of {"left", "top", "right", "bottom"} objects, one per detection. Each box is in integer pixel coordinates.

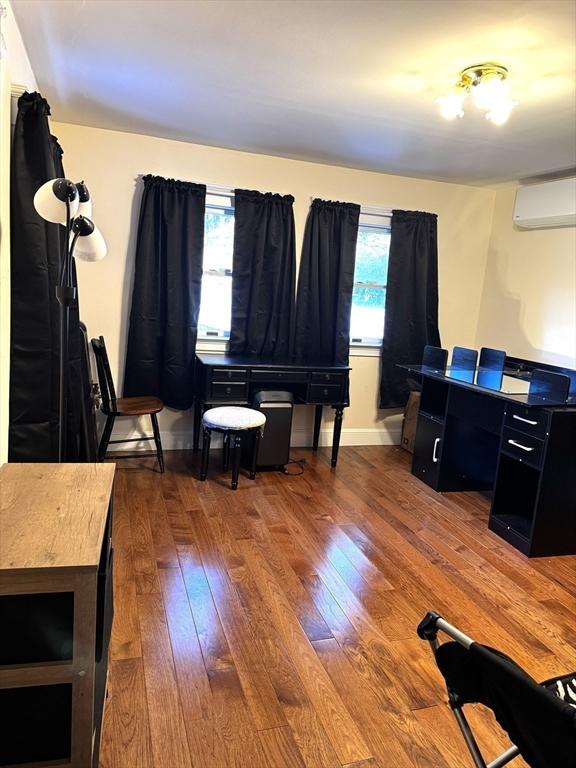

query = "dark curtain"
[
  {"left": 9, "top": 92, "right": 84, "bottom": 461},
  {"left": 124, "top": 175, "right": 206, "bottom": 410},
  {"left": 379, "top": 210, "right": 441, "bottom": 408},
  {"left": 229, "top": 189, "right": 296, "bottom": 359},
  {"left": 294, "top": 198, "right": 360, "bottom": 365}
]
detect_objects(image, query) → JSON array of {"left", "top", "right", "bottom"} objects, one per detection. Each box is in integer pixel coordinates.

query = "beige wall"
[
  {"left": 476, "top": 185, "right": 576, "bottom": 369},
  {"left": 52, "top": 121, "right": 495, "bottom": 448},
  {"left": 0, "top": 0, "right": 38, "bottom": 464}
]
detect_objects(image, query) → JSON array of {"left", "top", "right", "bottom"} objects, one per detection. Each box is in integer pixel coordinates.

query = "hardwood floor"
[{"left": 100, "top": 446, "right": 576, "bottom": 768}]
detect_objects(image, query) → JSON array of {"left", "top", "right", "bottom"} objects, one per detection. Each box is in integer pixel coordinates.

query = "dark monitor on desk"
[
  {"left": 450, "top": 346, "right": 478, "bottom": 383},
  {"left": 528, "top": 369, "right": 570, "bottom": 404},
  {"left": 422, "top": 345, "right": 448, "bottom": 373},
  {"left": 476, "top": 347, "right": 506, "bottom": 391}
]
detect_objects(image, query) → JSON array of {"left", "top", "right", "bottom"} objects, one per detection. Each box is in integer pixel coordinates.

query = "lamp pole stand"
[
  {"left": 55, "top": 285, "right": 76, "bottom": 461},
  {"left": 55, "top": 200, "right": 78, "bottom": 462},
  {"left": 34, "top": 179, "right": 104, "bottom": 461}
]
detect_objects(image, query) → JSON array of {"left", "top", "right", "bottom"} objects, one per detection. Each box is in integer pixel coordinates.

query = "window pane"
[
  {"left": 350, "top": 286, "right": 385, "bottom": 341},
  {"left": 203, "top": 208, "right": 234, "bottom": 272},
  {"left": 351, "top": 223, "right": 389, "bottom": 343},
  {"left": 198, "top": 274, "right": 232, "bottom": 336},
  {"left": 354, "top": 228, "right": 389, "bottom": 286}
]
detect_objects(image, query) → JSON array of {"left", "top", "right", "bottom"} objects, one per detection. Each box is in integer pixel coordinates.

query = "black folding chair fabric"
[{"left": 436, "top": 642, "right": 576, "bottom": 768}]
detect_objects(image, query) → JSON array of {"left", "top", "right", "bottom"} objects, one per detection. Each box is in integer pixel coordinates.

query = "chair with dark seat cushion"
[{"left": 91, "top": 336, "right": 165, "bottom": 472}]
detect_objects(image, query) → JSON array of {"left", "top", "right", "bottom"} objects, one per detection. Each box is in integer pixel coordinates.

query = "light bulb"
[
  {"left": 485, "top": 100, "right": 517, "bottom": 125},
  {"left": 472, "top": 73, "right": 509, "bottom": 110},
  {"left": 437, "top": 90, "right": 466, "bottom": 120}
]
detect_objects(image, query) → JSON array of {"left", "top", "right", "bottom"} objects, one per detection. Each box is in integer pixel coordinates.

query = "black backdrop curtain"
[
  {"left": 294, "top": 198, "right": 360, "bottom": 365},
  {"left": 229, "top": 189, "right": 296, "bottom": 359},
  {"left": 379, "top": 210, "right": 441, "bottom": 408},
  {"left": 9, "top": 92, "right": 84, "bottom": 461},
  {"left": 124, "top": 175, "right": 206, "bottom": 410}
]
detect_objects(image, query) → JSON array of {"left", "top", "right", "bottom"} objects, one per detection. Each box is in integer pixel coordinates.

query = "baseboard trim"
[{"left": 105, "top": 425, "right": 402, "bottom": 452}]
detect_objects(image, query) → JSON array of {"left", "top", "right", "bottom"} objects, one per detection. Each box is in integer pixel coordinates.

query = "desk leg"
[
  {"left": 313, "top": 405, "right": 323, "bottom": 451},
  {"left": 193, "top": 399, "right": 203, "bottom": 453},
  {"left": 331, "top": 407, "right": 344, "bottom": 468}
]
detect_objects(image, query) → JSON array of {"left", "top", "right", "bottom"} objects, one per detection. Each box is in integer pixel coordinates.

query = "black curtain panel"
[
  {"left": 124, "top": 175, "right": 206, "bottom": 410},
  {"left": 229, "top": 189, "right": 296, "bottom": 359},
  {"left": 9, "top": 92, "right": 83, "bottom": 461},
  {"left": 294, "top": 198, "right": 360, "bottom": 365},
  {"left": 379, "top": 210, "right": 441, "bottom": 408}
]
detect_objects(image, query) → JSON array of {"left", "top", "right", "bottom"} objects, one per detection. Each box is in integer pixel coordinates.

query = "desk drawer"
[
  {"left": 251, "top": 370, "right": 308, "bottom": 383},
  {"left": 504, "top": 402, "right": 549, "bottom": 439},
  {"left": 501, "top": 427, "right": 544, "bottom": 469},
  {"left": 309, "top": 384, "right": 342, "bottom": 403},
  {"left": 311, "top": 371, "right": 344, "bottom": 384},
  {"left": 211, "top": 368, "right": 247, "bottom": 382},
  {"left": 211, "top": 382, "right": 247, "bottom": 400}
]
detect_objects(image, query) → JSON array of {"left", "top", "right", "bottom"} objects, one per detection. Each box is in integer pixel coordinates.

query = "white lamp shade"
[
  {"left": 77, "top": 198, "right": 93, "bottom": 218},
  {"left": 33, "top": 179, "right": 79, "bottom": 224},
  {"left": 73, "top": 224, "right": 107, "bottom": 262}
]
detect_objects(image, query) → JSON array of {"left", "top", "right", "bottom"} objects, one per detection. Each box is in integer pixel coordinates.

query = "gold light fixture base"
[{"left": 458, "top": 63, "right": 509, "bottom": 89}]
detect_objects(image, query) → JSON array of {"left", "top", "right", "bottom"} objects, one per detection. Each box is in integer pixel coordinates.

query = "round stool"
[{"left": 199, "top": 406, "right": 266, "bottom": 490}]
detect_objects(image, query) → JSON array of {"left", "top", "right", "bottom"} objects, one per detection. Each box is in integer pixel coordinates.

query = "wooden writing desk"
[{"left": 194, "top": 354, "right": 350, "bottom": 467}]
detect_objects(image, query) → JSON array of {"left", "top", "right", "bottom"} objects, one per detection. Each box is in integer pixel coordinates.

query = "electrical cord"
[{"left": 281, "top": 458, "right": 306, "bottom": 476}]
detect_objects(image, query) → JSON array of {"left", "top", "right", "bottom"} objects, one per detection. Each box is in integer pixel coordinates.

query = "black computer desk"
[
  {"left": 403, "top": 357, "right": 576, "bottom": 556},
  {"left": 194, "top": 354, "right": 351, "bottom": 467}
]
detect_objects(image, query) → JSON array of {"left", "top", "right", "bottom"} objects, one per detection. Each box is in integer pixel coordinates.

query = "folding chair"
[{"left": 417, "top": 611, "right": 576, "bottom": 768}]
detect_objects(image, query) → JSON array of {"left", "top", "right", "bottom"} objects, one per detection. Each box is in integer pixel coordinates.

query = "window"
[
  {"left": 197, "top": 190, "right": 235, "bottom": 339},
  {"left": 350, "top": 209, "right": 391, "bottom": 346}
]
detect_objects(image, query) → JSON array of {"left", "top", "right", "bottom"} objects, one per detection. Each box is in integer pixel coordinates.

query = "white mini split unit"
[{"left": 514, "top": 177, "right": 576, "bottom": 229}]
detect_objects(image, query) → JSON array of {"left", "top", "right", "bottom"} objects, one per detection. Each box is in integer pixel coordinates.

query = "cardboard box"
[{"left": 401, "top": 391, "right": 421, "bottom": 453}]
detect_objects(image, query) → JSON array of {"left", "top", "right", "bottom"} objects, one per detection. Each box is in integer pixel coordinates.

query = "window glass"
[
  {"left": 198, "top": 200, "right": 234, "bottom": 338},
  {"left": 350, "top": 222, "right": 390, "bottom": 345}
]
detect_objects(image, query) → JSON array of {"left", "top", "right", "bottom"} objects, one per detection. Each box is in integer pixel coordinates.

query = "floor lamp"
[{"left": 34, "top": 179, "right": 107, "bottom": 461}]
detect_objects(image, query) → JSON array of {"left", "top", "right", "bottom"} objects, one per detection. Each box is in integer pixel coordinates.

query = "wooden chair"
[{"left": 91, "top": 336, "right": 165, "bottom": 473}]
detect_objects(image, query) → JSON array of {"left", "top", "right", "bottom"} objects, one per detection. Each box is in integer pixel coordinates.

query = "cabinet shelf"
[
  {"left": 0, "top": 464, "right": 115, "bottom": 768},
  {"left": 0, "top": 592, "right": 74, "bottom": 667}
]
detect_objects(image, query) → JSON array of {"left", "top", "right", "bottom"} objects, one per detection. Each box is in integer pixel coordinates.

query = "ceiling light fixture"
[{"left": 438, "top": 63, "right": 518, "bottom": 125}]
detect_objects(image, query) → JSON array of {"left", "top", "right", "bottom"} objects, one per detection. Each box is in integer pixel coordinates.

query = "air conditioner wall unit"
[{"left": 513, "top": 177, "right": 576, "bottom": 229}]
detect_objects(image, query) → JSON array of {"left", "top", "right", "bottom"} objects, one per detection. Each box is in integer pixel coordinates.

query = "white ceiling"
[{"left": 12, "top": 0, "right": 576, "bottom": 185}]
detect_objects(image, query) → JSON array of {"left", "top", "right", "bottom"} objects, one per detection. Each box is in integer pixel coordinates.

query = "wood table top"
[{"left": 0, "top": 463, "right": 115, "bottom": 572}]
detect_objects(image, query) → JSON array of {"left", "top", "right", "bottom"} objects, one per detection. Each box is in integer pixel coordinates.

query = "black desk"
[
  {"left": 403, "top": 359, "right": 576, "bottom": 556},
  {"left": 194, "top": 354, "right": 350, "bottom": 467}
]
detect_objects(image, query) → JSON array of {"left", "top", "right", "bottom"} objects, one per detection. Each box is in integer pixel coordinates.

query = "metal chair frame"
[{"left": 418, "top": 612, "right": 521, "bottom": 768}]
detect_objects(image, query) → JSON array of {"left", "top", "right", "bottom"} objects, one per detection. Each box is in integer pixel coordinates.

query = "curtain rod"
[
  {"left": 139, "top": 177, "right": 393, "bottom": 214},
  {"left": 308, "top": 196, "right": 393, "bottom": 216}
]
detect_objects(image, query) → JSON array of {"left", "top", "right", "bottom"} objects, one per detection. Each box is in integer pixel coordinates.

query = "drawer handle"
[
  {"left": 512, "top": 414, "right": 538, "bottom": 426},
  {"left": 432, "top": 437, "right": 440, "bottom": 463},
  {"left": 507, "top": 439, "right": 534, "bottom": 452},
  {"left": 226, "top": 387, "right": 231, "bottom": 394},
  {"left": 323, "top": 388, "right": 329, "bottom": 396}
]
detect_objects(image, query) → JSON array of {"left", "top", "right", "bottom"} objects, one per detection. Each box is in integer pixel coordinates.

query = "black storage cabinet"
[{"left": 243, "top": 390, "right": 294, "bottom": 469}]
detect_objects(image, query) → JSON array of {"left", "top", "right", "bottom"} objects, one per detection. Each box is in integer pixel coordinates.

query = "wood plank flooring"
[{"left": 100, "top": 447, "right": 576, "bottom": 768}]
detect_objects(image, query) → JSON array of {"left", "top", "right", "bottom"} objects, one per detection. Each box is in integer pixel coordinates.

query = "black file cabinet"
[
  {"left": 489, "top": 404, "right": 576, "bottom": 556},
  {"left": 412, "top": 414, "right": 444, "bottom": 489}
]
